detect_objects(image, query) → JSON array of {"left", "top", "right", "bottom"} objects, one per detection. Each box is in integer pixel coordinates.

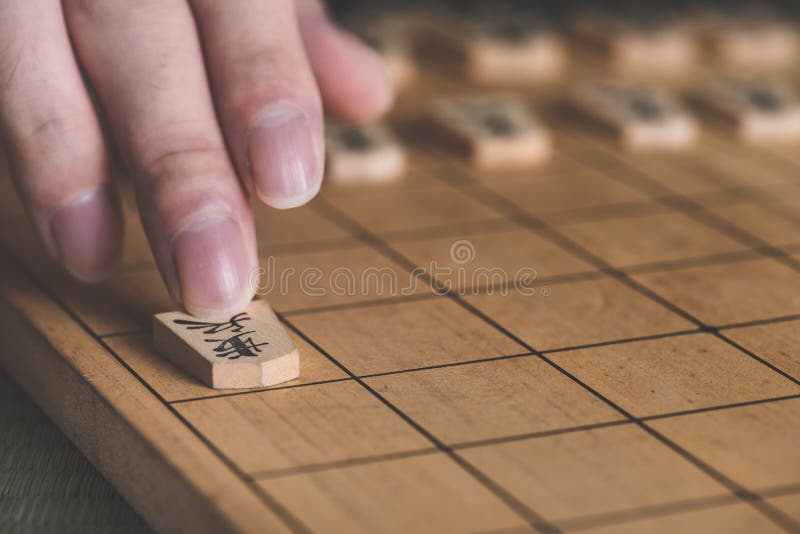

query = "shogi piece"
[
  {"left": 694, "top": 78, "right": 800, "bottom": 143},
  {"left": 154, "top": 299, "right": 299, "bottom": 389},
  {"left": 421, "top": 9, "right": 566, "bottom": 85},
  {"left": 573, "top": 83, "right": 699, "bottom": 150},
  {"left": 325, "top": 123, "right": 407, "bottom": 186},
  {"left": 430, "top": 94, "right": 551, "bottom": 169},
  {"left": 572, "top": 7, "right": 697, "bottom": 76},
  {"left": 702, "top": 7, "right": 799, "bottom": 70}
]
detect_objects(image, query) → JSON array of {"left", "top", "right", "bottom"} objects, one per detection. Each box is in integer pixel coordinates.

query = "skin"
[{"left": 0, "top": 0, "right": 393, "bottom": 319}]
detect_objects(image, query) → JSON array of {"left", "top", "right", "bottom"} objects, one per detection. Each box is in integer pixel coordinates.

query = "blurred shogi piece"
[
  {"left": 325, "top": 122, "right": 407, "bottom": 185},
  {"left": 572, "top": 4, "right": 698, "bottom": 76},
  {"left": 699, "top": 4, "right": 800, "bottom": 70},
  {"left": 419, "top": 3, "right": 566, "bottom": 85},
  {"left": 574, "top": 82, "right": 699, "bottom": 150},
  {"left": 430, "top": 94, "right": 551, "bottom": 168},
  {"left": 694, "top": 77, "right": 800, "bottom": 143}
]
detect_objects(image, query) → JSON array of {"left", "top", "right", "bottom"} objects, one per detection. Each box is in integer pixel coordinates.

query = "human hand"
[{"left": 0, "top": 0, "right": 392, "bottom": 318}]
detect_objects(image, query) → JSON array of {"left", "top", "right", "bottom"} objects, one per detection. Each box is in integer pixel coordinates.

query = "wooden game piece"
[
  {"left": 418, "top": 5, "right": 566, "bottom": 85},
  {"left": 693, "top": 77, "right": 800, "bottom": 143},
  {"left": 573, "top": 83, "right": 699, "bottom": 150},
  {"left": 153, "top": 299, "right": 299, "bottom": 389},
  {"left": 430, "top": 94, "right": 551, "bottom": 168},
  {"left": 701, "top": 6, "right": 799, "bottom": 70},
  {"left": 572, "top": 6, "right": 697, "bottom": 76},
  {"left": 325, "top": 122, "right": 407, "bottom": 186}
]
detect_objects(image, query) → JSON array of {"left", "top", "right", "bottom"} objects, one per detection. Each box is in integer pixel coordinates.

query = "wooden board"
[{"left": 2, "top": 14, "right": 800, "bottom": 534}]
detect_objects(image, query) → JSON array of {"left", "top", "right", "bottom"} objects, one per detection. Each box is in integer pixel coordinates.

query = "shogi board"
[{"left": 1, "top": 72, "right": 800, "bottom": 534}]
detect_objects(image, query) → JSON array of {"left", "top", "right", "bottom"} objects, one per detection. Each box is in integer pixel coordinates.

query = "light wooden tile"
[
  {"left": 550, "top": 334, "right": 799, "bottom": 418},
  {"left": 251, "top": 199, "right": 351, "bottom": 251},
  {"left": 465, "top": 277, "right": 694, "bottom": 351},
  {"left": 323, "top": 185, "right": 501, "bottom": 235},
  {"left": 723, "top": 320, "right": 800, "bottom": 381},
  {"left": 153, "top": 300, "right": 299, "bottom": 390},
  {"left": 391, "top": 226, "right": 595, "bottom": 292},
  {"left": 260, "top": 454, "right": 528, "bottom": 534},
  {"left": 634, "top": 258, "right": 800, "bottom": 325},
  {"left": 365, "top": 357, "right": 621, "bottom": 444},
  {"left": 45, "top": 268, "right": 172, "bottom": 336},
  {"left": 577, "top": 503, "right": 784, "bottom": 534},
  {"left": 289, "top": 297, "right": 525, "bottom": 376},
  {"left": 557, "top": 211, "right": 746, "bottom": 268},
  {"left": 622, "top": 148, "right": 798, "bottom": 196},
  {"left": 463, "top": 152, "right": 583, "bottom": 184},
  {"left": 700, "top": 137, "right": 800, "bottom": 188},
  {"left": 255, "top": 241, "right": 426, "bottom": 313},
  {"left": 461, "top": 425, "right": 725, "bottom": 522},
  {"left": 650, "top": 399, "right": 800, "bottom": 489},
  {"left": 769, "top": 493, "right": 800, "bottom": 524},
  {"left": 175, "top": 381, "right": 431, "bottom": 474},
  {"left": 480, "top": 167, "right": 651, "bottom": 224},
  {"left": 107, "top": 330, "right": 347, "bottom": 402},
  {"left": 705, "top": 200, "right": 800, "bottom": 248}
]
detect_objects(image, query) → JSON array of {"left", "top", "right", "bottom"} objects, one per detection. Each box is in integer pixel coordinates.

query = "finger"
[
  {"left": 0, "top": 0, "right": 121, "bottom": 281},
  {"left": 189, "top": 0, "right": 324, "bottom": 209},
  {"left": 64, "top": 0, "right": 257, "bottom": 319},
  {"left": 296, "top": 0, "right": 394, "bottom": 122}
]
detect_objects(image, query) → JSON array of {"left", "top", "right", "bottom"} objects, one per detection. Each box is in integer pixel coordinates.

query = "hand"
[{"left": 0, "top": 0, "right": 393, "bottom": 318}]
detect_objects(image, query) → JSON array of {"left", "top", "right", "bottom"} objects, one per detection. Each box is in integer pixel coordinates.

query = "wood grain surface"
[{"left": 2, "top": 6, "right": 800, "bottom": 533}]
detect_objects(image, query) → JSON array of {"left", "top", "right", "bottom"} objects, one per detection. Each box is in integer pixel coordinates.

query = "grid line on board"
[
  {"left": 306, "top": 171, "right": 799, "bottom": 530},
  {"left": 2, "top": 142, "right": 798, "bottom": 532},
  {"left": 279, "top": 315, "right": 561, "bottom": 534},
  {"left": 0, "top": 247, "right": 313, "bottom": 534}
]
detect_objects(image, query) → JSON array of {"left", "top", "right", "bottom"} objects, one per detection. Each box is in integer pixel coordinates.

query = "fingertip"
[
  {"left": 50, "top": 185, "right": 123, "bottom": 282},
  {"left": 247, "top": 101, "right": 324, "bottom": 210},
  {"left": 302, "top": 20, "right": 396, "bottom": 122},
  {"left": 171, "top": 214, "right": 256, "bottom": 320}
]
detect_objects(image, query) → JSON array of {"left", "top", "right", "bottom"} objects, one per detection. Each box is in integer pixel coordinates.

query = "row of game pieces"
[
  {"left": 338, "top": 0, "right": 800, "bottom": 88},
  {"left": 325, "top": 76, "right": 800, "bottom": 185}
]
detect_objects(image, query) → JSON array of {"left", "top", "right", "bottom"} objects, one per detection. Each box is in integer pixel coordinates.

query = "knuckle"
[
  {"left": 138, "top": 136, "right": 228, "bottom": 187},
  {"left": 64, "top": 0, "right": 182, "bottom": 24}
]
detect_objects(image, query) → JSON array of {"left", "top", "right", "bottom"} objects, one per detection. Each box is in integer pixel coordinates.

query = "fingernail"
[
  {"left": 50, "top": 186, "right": 122, "bottom": 282},
  {"left": 171, "top": 215, "right": 252, "bottom": 319},
  {"left": 247, "top": 101, "right": 320, "bottom": 209}
]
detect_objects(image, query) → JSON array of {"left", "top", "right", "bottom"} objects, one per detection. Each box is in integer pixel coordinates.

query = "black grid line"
[
  {"left": 329, "top": 167, "right": 800, "bottom": 530},
  {"left": 280, "top": 315, "right": 561, "bottom": 534},
  {"left": 441, "top": 170, "right": 800, "bottom": 389},
  {"left": 168, "top": 376, "right": 354, "bottom": 404},
  {"left": 234, "top": 393, "right": 800, "bottom": 485},
  {"left": 100, "top": 312, "right": 800, "bottom": 409},
  {"left": 570, "top": 149, "right": 800, "bottom": 271},
  {"left": 0, "top": 249, "right": 313, "bottom": 534},
  {"left": 248, "top": 447, "right": 440, "bottom": 480},
  {"left": 309, "top": 193, "right": 799, "bottom": 531},
  {"left": 4, "top": 149, "right": 799, "bottom": 532}
]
